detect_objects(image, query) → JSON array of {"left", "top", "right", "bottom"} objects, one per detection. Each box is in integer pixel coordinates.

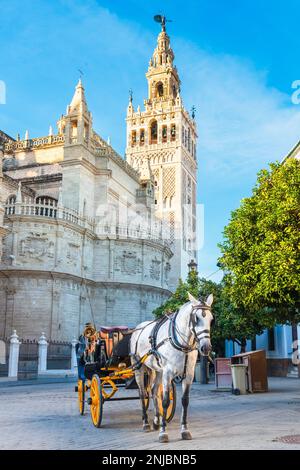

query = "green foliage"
[
  {"left": 218, "top": 159, "right": 300, "bottom": 324},
  {"left": 153, "top": 270, "right": 200, "bottom": 318}
]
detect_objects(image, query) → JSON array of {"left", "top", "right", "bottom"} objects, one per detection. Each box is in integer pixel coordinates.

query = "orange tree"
[{"left": 218, "top": 158, "right": 300, "bottom": 327}]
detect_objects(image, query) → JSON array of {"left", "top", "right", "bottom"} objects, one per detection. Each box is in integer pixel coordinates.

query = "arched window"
[
  {"left": 150, "top": 120, "right": 158, "bottom": 144},
  {"left": 140, "top": 129, "right": 145, "bottom": 145},
  {"left": 171, "top": 124, "right": 176, "bottom": 141},
  {"left": 35, "top": 196, "right": 58, "bottom": 218},
  {"left": 162, "top": 125, "right": 167, "bottom": 143},
  {"left": 131, "top": 130, "right": 137, "bottom": 146},
  {"left": 5, "top": 195, "right": 16, "bottom": 215},
  {"left": 157, "top": 82, "right": 164, "bottom": 97}
]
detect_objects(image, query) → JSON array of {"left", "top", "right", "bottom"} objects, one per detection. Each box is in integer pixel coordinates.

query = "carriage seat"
[{"left": 100, "top": 326, "right": 129, "bottom": 334}]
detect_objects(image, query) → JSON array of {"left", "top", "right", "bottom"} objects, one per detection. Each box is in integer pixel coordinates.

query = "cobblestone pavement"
[{"left": 1, "top": 377, "right": 300, "bottom": 450}]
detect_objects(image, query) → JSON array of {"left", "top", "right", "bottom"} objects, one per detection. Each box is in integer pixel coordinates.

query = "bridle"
[
  {"left": 189, "top": 305, "right": 212, "bottom": 345},
  {"left": 168, "top": 303, "right": 213, "bottom": 354}
]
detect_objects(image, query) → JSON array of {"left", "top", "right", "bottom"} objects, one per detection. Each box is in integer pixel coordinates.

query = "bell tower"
[{"left": 126, "top": 18, "right": 198, "bottom": 288}]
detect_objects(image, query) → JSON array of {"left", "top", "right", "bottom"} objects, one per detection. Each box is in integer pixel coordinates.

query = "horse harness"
[{"left": 133, "top": 304, "right": 212, "bottom": 376}]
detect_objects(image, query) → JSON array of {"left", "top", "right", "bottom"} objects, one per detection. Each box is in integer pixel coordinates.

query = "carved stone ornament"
[
  {"left": 150, "top": 257, "right": 161, "bottom": 280},
  {"left": 66, "top": 242, "right": 80, "bottom": 266},
  {"left": 19, "top": 232, "right": 54, "bottom": 262},
  {"left": 114, "top": 251, "right": 142, "bottom": 275}
]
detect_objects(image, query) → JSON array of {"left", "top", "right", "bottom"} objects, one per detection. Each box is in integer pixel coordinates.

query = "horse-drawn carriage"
[
  {"left": 75, "top": 322, "right": 176, "bottom": 428},
  {"left": 75, "top": 293, "right": 214, "bottom": 442}
]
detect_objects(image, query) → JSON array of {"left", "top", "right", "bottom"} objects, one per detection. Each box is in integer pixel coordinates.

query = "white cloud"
[{"left": 175, "top": 40, "right": 300, "bottom": 183}]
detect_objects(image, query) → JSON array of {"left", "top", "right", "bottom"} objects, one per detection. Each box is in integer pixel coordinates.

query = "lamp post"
[
  {"left": 187, "top": 259, "right": 208, "bottom": 384},
  {"left": 188, "top": 259, "right": 198, "bottom": 274}
]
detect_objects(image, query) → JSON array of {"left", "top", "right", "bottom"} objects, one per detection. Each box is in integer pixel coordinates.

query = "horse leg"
[
  {"left": 180, "top": 376, "right": 193, "bottom": 440},
  {"left": 152, "top": 371, "right": 162, "bottom": 430},
  {"left": 159, "top": 374, "right": 171, "bottom": 443},
  {"left": 135, "top": 366, "right": 151, "bottom": 432}
]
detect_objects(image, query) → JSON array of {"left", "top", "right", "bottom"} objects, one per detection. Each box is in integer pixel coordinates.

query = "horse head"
[{"left": 187, "top": 292, "right": 214, "bottom": 356}]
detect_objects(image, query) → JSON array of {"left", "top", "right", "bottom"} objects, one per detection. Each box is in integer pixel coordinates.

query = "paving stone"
[{"left": 0, "top": 377, "right": 300, "bottom": 450}]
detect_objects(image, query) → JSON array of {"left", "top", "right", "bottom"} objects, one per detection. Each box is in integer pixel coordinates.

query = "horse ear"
[
  {"left": 205, "top": 294, "right": 214, "bottom": 307},
  {"left": 187, "top": 292, "right": 198, "bottom": 305}
]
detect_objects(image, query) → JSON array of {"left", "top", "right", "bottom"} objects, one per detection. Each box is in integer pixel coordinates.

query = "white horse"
[{"left": 130, "top": 292, "right": 214, "bottom": 443}]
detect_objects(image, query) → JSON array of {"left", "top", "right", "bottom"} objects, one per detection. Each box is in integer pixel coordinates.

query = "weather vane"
[
  {"left": 78, "top": 68, "right": 84, "bottom": 79},
  {"left": 191, "top": 105, "right": 196, "bottom": 119},
  {"left": 129, "top": 89, "right": 133, "bottom": 103},
  {"left": 154, "top": 14, "right": 172, "bottom": 32}
]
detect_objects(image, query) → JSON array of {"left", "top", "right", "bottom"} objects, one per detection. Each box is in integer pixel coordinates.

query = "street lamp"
[{"left": 188, "top": 259, "right": 198, "bottom": 273}]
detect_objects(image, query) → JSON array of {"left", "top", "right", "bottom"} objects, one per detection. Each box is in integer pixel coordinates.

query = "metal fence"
[
  {"left": 18, "top": 340, "right": 39, "bottom": 380},
  {"left": 47, "top": 341, "right": 72, "bottom": 370}
]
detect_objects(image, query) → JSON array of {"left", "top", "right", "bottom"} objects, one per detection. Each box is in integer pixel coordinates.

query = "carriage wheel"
[
  {"left": 157, "top": 381, "right": 176, "bottom": 423},
  {"left": 89, "top": 374, "right": 103, "bottom": 428},
  {"left": 77, "top": 379, "right": 85, "bottom": 415}
]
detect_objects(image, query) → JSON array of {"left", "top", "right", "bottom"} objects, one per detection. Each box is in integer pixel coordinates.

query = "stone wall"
[{"left": 0, "top": 272, "right": 170, "bottom": 341}]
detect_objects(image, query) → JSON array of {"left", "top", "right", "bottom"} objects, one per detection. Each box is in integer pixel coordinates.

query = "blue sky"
[{"left": 1, "top": 0, "right": 300, "bottom": 281}]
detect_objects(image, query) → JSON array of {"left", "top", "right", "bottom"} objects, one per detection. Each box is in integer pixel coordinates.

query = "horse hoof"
[
  {"left": 143, "top": 424, "right": 151, "bottom": 432},
  {"left": 159, "top": 433, "right": 169, "bottom": 443},
  {"left": 153, "top": 420, "right": 160, "bottom": 431},
  {"left": 181, "top": 430, "right": 192, "bottom": 440}
]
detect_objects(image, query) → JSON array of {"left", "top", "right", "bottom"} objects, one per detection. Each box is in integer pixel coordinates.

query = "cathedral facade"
[{"left": 0, "top": 25, "right": 197, "bottom": 341}]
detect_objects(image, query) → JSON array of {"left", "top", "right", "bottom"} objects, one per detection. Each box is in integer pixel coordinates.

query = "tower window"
[
  {"left": 150, "top": 120, "right": 158, "bottom": 144},
  {"left": 131, "top": 130, "right": 137, "bottom": 146},
  {"left": 171, "top": 124, "right": 176, "bottom": 141},
  {"left": 140, "top": 129, "right": 145, "bottom": 145},
  {"left": 71, "top": 121, "right": 77, "bottom": 137},
  {"left": 157, "top": 82, "right": 164, "bottom": 97},
  {"left": 162, "top": 125, "right": 167, "bottom": 143}
]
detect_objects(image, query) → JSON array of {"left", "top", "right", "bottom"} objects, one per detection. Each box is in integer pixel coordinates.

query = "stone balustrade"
[
  {"left": 4, "top": 201, "right": 95, "bottom": 231},
  {"left": 4, "top": 201, "right": 171, "bottom": 247},
  {"left": 4, "top": 134, "right": 65, "bottom": 152}
]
